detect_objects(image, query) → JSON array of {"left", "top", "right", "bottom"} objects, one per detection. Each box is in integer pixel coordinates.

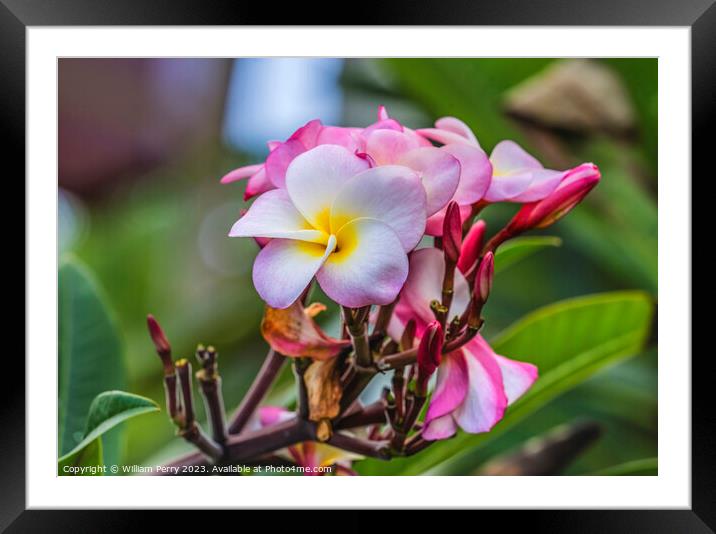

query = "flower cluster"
[{"left": 223, "top": 106, "right": 600, "bottom": 443}]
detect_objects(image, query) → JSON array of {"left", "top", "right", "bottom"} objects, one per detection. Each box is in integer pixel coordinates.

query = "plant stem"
[
  {"left": 376, "top": 347, "right": 418, "bottom": 371},
  {"left": 342, "top": 306, "right": 372, "bottom": 367},
  {"left": 334, "top": 401, "right": 387, "bottom": 430},
  {"left": 373, "top": 300, "right": 397, "bottom": 337},
  {"left": 294, "top": 359, "right": 310, "bottom": 419},
  {"left": 327, "top": 433, "right": 391, "bottom": 460},
  {"left": 195, "top": 346, "right": 228, "bottom": 444},
  {"left": 440, "top": 259, "right": 457, "bottom": 329},
  {"left": 179, "top": 422, "right": 224, "bottom": 461},
  {"left": 228, "top": 349, "right": 285, "bottom": 435},
  {"left": 224, "top": 418, "right": 314, "bottom": 461}
]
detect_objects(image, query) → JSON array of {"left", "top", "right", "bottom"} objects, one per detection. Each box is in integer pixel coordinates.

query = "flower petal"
[
  {"left": 285, "top": 145, "right": 370, "bottom": 234},
  {"left": 330, "top": 165, "right": 427, "bottom": 252},
  {"left": 417, "top": 128, "right": 476, "bottom": 147},
  {"left": 422, "top": 414, "right": 458, "bottom": 441},
  {"left": 484, "top": 172, "right": 537, "bottom": 202},
  {"left": 490, "top": 140, "right": 543, "bottom": 174},
  {"left": 489, "top": 354, "right": 538, "bottom": 404},
  {"left": 253, "top": 236, "right": 336, "bottom": 309},
  {"left": 316, "top": 126, "right": 362, "bottom": 152},
  {"left": 229, "top": 189, "right": 327, "bottom": 243},
  {"left": 453, "top": 338, "right": 508, "bottom": 433},
  {"left": 316, "top": 218, "right": 408, "bottom": 307},
  {"left": 265, "top": 139, "right": 307, "bottom": 188},
  {"left": 244, "top": 167, "right": 276, "bottom": 200},
  {"left": 425, "top": 350, "right": 469, "bottom": 423},
  {"left": 442, "top": 144, "right": 492, "bottom": 205},
  {"left": 365, "top": 129, "right": 422, "bottom": 165},
  {"left": 435, "top": 116, "right": 479, "bottom": 146},
  {"left": 259, "top": 406, "right": 294, "bottom": 427},
  {"left": 401, "top": 247, "right": 470, "bottom": 324},
  {"left": 220, "top": 163, "right": 262, "bottom": 184},
  {"left": 261, "top": 301, "right": 351, "bottom": 360},
  {"left": 398, "top": 147, "right": 460, "bottom": 216}
]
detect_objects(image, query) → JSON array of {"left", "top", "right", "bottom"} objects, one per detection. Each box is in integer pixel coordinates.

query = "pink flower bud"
[
  {"left": 442, "top": 201, "right": 463, "bottom": 264},
  {"left": 147, "top": 314, "right": 171, "bottom": 355},
  {"left": 457, "top": 220, "right": 486, "bottom": 274},
  {"left": 476, "top": 252, "right": 494, "bottom": 303},
  {"left": 417, "top": 321, "right": 443, "bottom": 395},
  {"left": 507, "top": 163, "right": 600, "bottom": 234}
]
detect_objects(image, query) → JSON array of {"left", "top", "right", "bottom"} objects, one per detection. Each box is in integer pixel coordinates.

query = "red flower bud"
[
  {"left": 476, "top": 252, "right": 494, "bottom": 303},
  {"left": 457, "top": 220, "right": 486, "bottom": 274},
  {"left": 147, "top": 314, "right": 171, "bottom": 355},
  {"left": 507, "top": 163, "right": 600, "bottom": 234},
  {"left": 417, "top": 321, "right": 443, "bottom": 395},
  {"left": 442, "top": 201, "right": 463, "bottom": 264},
  {"left": 147, "top": 314, "right": 173, "bottom": 375}
]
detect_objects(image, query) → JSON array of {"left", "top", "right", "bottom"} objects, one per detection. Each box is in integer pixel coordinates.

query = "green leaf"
[
  {"left": 356, "top": 291, "right": 653, "bottom": 475},
  {"left": 58, "top": 256, "right": 127, "bottom": 465},
  {"left": 58, "top": 438, "right": 103, "bottom": 476},
  {"left": 589, "top": 457, "right": 658, "bottom": 476},
  {"left": 494, "top": 236, "right": 562, "bottom": 274},
  {"left": 60, "top": 391, "right": 159, "bottom": 463}
]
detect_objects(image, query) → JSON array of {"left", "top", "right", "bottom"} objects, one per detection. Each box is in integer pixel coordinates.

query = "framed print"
[{"left": 4, "top": 0, "right": 712, "bottom": 530}]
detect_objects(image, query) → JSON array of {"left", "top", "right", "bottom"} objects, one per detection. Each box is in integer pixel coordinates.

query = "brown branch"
[
  {"left": 228, "top": 349, "right": 285, "bottom": 434},
  {"left": 327, "top": 433, "right": 391, "bottom": 460},
  {"left": 195, "top": 345, "right": 228, "bottom": 444},
  {"left": 376, "top": 347, "right": 417, "bottom": 371},
  {"left": 343, "top": 306, "right": 372, "bottom": 367},
  {"left": 224, "top": 418, "right": 314, "bottom": 461},
  {"left": 175, "top": 359, "right": 223, "bottom": 461},
  {"left": 334, "top": 401, "right": 387, "bottom": 430}
]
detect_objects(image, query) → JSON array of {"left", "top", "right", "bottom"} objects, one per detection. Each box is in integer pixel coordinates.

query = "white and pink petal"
[
  {"left": 285, "top": 145, "right": 369, "bottom": 234},
  {"left": 228, "top": 189, "right": 326, "bottom": 243},
  {"left": 398, "top": 147, "right": 460, "bottom": 216},
  {"left": 253, "top": 237, "right": 336, "bottom": 309},
  {"left": 316, "top": 218, "right": 408, "bottom": 307},
  {"left": 329, "top": 165, "right": 427, "bottom": 252}
]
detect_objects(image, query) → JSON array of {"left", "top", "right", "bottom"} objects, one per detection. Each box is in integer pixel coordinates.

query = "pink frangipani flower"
[
  {"left": 229, "top": 144, "right": 427, "bottom": 308},
  {"left": 418, "top": 116, "right": 578, "bottom": 203},
  {"left": 388, "top": 247, "right": 538, "bottom": 440}
]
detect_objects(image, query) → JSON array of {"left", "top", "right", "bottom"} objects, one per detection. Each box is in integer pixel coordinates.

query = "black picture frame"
[{"left": 4, "top": 0, "right": 710, "bottom": 530}]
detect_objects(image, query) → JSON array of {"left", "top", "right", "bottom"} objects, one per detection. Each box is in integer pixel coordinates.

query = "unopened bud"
[
  {"left": 476, "top": 252, "right": 495, "bottom": 304},
  {"left": 416, "top": 321, "right": 443, "bottom": 396},
  {"left": 507, "top": 163, "right": 600, "bottom": 234},
  {"left": 457, "top": 220, "right": 486, "bottom": 274},
  {"left": 147, "top": 314, "right": 173, "bottom": 375},
  {"left": 442, "top": 201, "right": 463, "bottom": 264}
]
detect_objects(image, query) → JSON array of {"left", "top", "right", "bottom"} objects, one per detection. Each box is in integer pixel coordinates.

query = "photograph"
[{"left": 57, "top": 57, "right": 658, "bottom": 478}]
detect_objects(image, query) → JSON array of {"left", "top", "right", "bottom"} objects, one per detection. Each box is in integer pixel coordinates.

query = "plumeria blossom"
[
  {"left": 220, "top": 107, "right": 409, "bottom": 201},
  {"left": 418, "top": 116, "right": 576, "bottom": 203},
  {"left": 229, "top": 144, "right": 427, "bottom": 308},
  {"left": 388, "top": 248, "right": 538, "bottom": 440},
  {"left": 221, "top": 108, "right": 487, "bottom": 236},
  {"left": 256, "top": 407, "right": 359, "bottom": 475}
]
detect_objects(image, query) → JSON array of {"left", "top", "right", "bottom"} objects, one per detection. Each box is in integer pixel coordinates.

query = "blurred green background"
[{"left": 58, "top": 58, "right": 657, "bottom": 475}]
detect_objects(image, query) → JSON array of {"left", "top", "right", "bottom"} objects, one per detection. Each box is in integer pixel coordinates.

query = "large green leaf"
[
  {"left": 58, "top": 256, "right": 127, "bottom": 465},
  {"left": 59, "top": 391, "right": 158, "bottom": 473},
  {"left": 355, "top": 291, "right": 654, "bottom": 475},
  {"left": 494, "top": 236, "right": 562, "bottom": 274}
]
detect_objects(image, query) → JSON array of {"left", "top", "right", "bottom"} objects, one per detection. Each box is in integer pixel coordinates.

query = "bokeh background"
[{"left": 58, "top": 58, "right": 657, "bottom": 475}]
